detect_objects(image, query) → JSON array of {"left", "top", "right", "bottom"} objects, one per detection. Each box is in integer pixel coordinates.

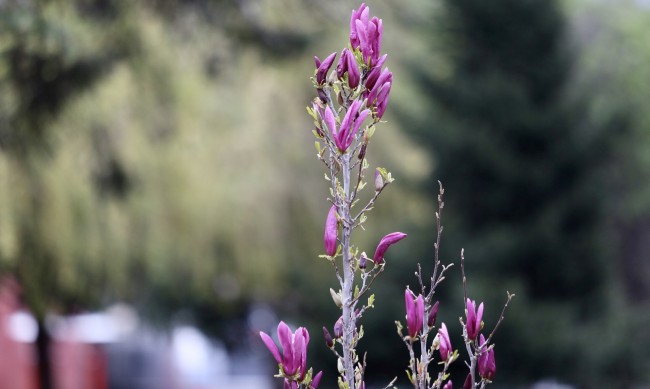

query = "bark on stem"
[{"left": 340, "top": 153, "right": 356, "bottom": 388}]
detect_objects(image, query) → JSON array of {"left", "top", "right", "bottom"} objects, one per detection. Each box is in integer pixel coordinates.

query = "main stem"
[
  {"left": 419, "top": 324, "right": 429, "bottom": 389},
  {"left": 341, "top": 153, "right": 356, "bottom": 388}
]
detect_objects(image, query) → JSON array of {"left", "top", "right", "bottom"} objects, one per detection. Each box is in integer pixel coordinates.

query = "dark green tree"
[{"left": 400, "top": 0, "right": 625, "bottom": 385}]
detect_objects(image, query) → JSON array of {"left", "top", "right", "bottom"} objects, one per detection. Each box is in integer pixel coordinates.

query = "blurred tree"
[
  {"left": 400, "top": 0, "right": 630, "bottom": 385},
  {"left": 0, "top": 2, "right": 139, "bottom": 387}
]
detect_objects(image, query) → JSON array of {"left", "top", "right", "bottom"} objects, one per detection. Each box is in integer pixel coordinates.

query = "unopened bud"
[
  {"left": 374, "top": 169, "right": 384, "bottom": 191},
  {"left": 428, "top": 301, "right": 440, "bottom": 327},
  {"left": 323, "top": 327, "right": 334, "bottom": 348},
  {"left": 330, "top": 288, "right": 342, "bottom": 308},
  {"left": 333, "top": 316, "right": 343, "bottom": 338},
  {"left": 358, "top": 143, "right": 367, "bottom": 160},
  {"left": 358, "top": 253, "right": 368, "bottom": 270}
]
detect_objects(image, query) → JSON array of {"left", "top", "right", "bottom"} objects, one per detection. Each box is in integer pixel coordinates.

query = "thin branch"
[
  {"left": 486, "top": 291, "right": 515, "bottom": 345},
  {"left": 460, "top": 249, "right": 468, "bottom": 304}
]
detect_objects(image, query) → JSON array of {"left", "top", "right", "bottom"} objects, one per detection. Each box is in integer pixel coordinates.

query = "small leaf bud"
[{"left": 374, "top": 169, "right": 384, "bottom": 191}]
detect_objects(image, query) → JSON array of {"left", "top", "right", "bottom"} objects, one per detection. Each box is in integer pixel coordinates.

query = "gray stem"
[{"left": 341, "top": 153, "right": 356, "bottom": 389}]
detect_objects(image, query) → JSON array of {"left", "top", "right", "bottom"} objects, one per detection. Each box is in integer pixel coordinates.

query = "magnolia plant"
[{"left": 259, "top": 4, "right": 513, "bottom": 389}]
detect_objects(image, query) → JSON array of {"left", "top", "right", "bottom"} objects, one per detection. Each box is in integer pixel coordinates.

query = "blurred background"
[{"left": 1, "top": 0, "right": 649, "bottom": 388}]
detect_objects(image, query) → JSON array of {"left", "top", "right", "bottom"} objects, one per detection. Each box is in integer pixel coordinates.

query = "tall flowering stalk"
[{"left": 308, "top": 3, "right": 402, "bottom": 388}]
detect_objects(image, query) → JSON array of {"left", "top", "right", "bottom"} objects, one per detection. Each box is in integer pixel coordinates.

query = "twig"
[{"left": 486, "top": 291, "right": 515, "bottom": 345}]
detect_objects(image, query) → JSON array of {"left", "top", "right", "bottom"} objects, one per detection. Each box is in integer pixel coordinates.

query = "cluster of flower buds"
[
  {"left": 260, "top": 322, "right": 323, "bottom": 389},
  {"left": 311, "top": 3, "right": 393, "bottom": 160}
]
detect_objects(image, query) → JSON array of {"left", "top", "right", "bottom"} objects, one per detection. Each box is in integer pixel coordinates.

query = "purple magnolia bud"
[
  {"left": 465, "top": 298, "right": 484, "bottom": 341},
  {"left": 315, "top": 52, "right": 337, "bottom": 85},
  {"left": 324, "top": 205, "right": 338, "bottom": 256},
  {"left": 311, "top": 371, "right": 323, "bottom": 389},
  {"left": 374, "top": 169, "right": 384, "bottom": 191},
  {"left": 405, "top": 288, "right": 425, "bottom": 338},
  {"left": 336, "top": 48, "right": 360, "bottom": 89},
  {"left": 428, "top": 300, "right": 440, "bottom": 327},
  {"left": 347, "top": 50, "right": 360, "bottom": 89},
  {"left": 374, "top": 81, "right": 392, "bottom": 118},
  {"left": 336, "top": 99, "right": 369, "bottom": 152},
  {"left": 443, "top": 380, "right": 453, "bottom": 389},
  {"left": 478, "top": 334, "right": 496, "bottom": 381},
  {"left": 323, "top": 326, "right": 334, "bottom": 348},
  {"left": 349, "top": 3, "right": 369, "bottom": 50},
  {"left": 333, "top": 316, "right": 343, "bottom": 338},
  {"left": 366, "top": 68, "right": 392, "bottom": 107},
  {"left": 438, "top": 323, "right": 452, "bottom": 361},
  {"left": 354, "top": 13, "right": 383, "bottom": 66},
  {"left": 364, "top": 54, "right": 387, "bottom": 90},
  {"left": 359, "top": 382, "right": 366, "bottom": 389},
  {"left": 372, "top": 232, "right": 407, "bottom": 264},
  {"left": 462, "top": 373, "right": 472, "bottom": 389},
  {"left": 337, "top": 49, "right": 348, "bottom": 79}
]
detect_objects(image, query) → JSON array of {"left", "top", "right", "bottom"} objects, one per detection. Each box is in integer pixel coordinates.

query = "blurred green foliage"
[{"left": 0, "top": 0, "right": 649, "bottom": 388}]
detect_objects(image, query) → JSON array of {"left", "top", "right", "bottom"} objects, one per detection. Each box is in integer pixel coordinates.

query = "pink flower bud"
[
  {"left": 465, "top": 298, "right": 484, "bottom": 341},
  {"left": 337, "top": 48, "right": 360, "bottom": 89},
  {"left": 372, "top": 232, "right": 407, "bottom": 264},
  {"left": 333, "top": 316, "right": 343, "bottom": 338},
  {"left": 428, "top": 300, "right": 440, "bottom": 327},
  {"left": 324, "top": 205, "right": 338, "bottom": 256},
  {"left": 478, "top": 334, "right": 496, "bottom": 381},
  {"left": 349, "top": 4, "right": 368, "bottom": 50},
  {"left": 438, "top": 323, "right": 452, "bottom": 361},
  {"left": 315, "top": 52, "right": 337, "bottom": 85},
  {"left": 405, "top": 288, "right": 425, "bottom": 338},
  {"left": 443, "top": 380, "right": 453, "bottom": 389}
]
